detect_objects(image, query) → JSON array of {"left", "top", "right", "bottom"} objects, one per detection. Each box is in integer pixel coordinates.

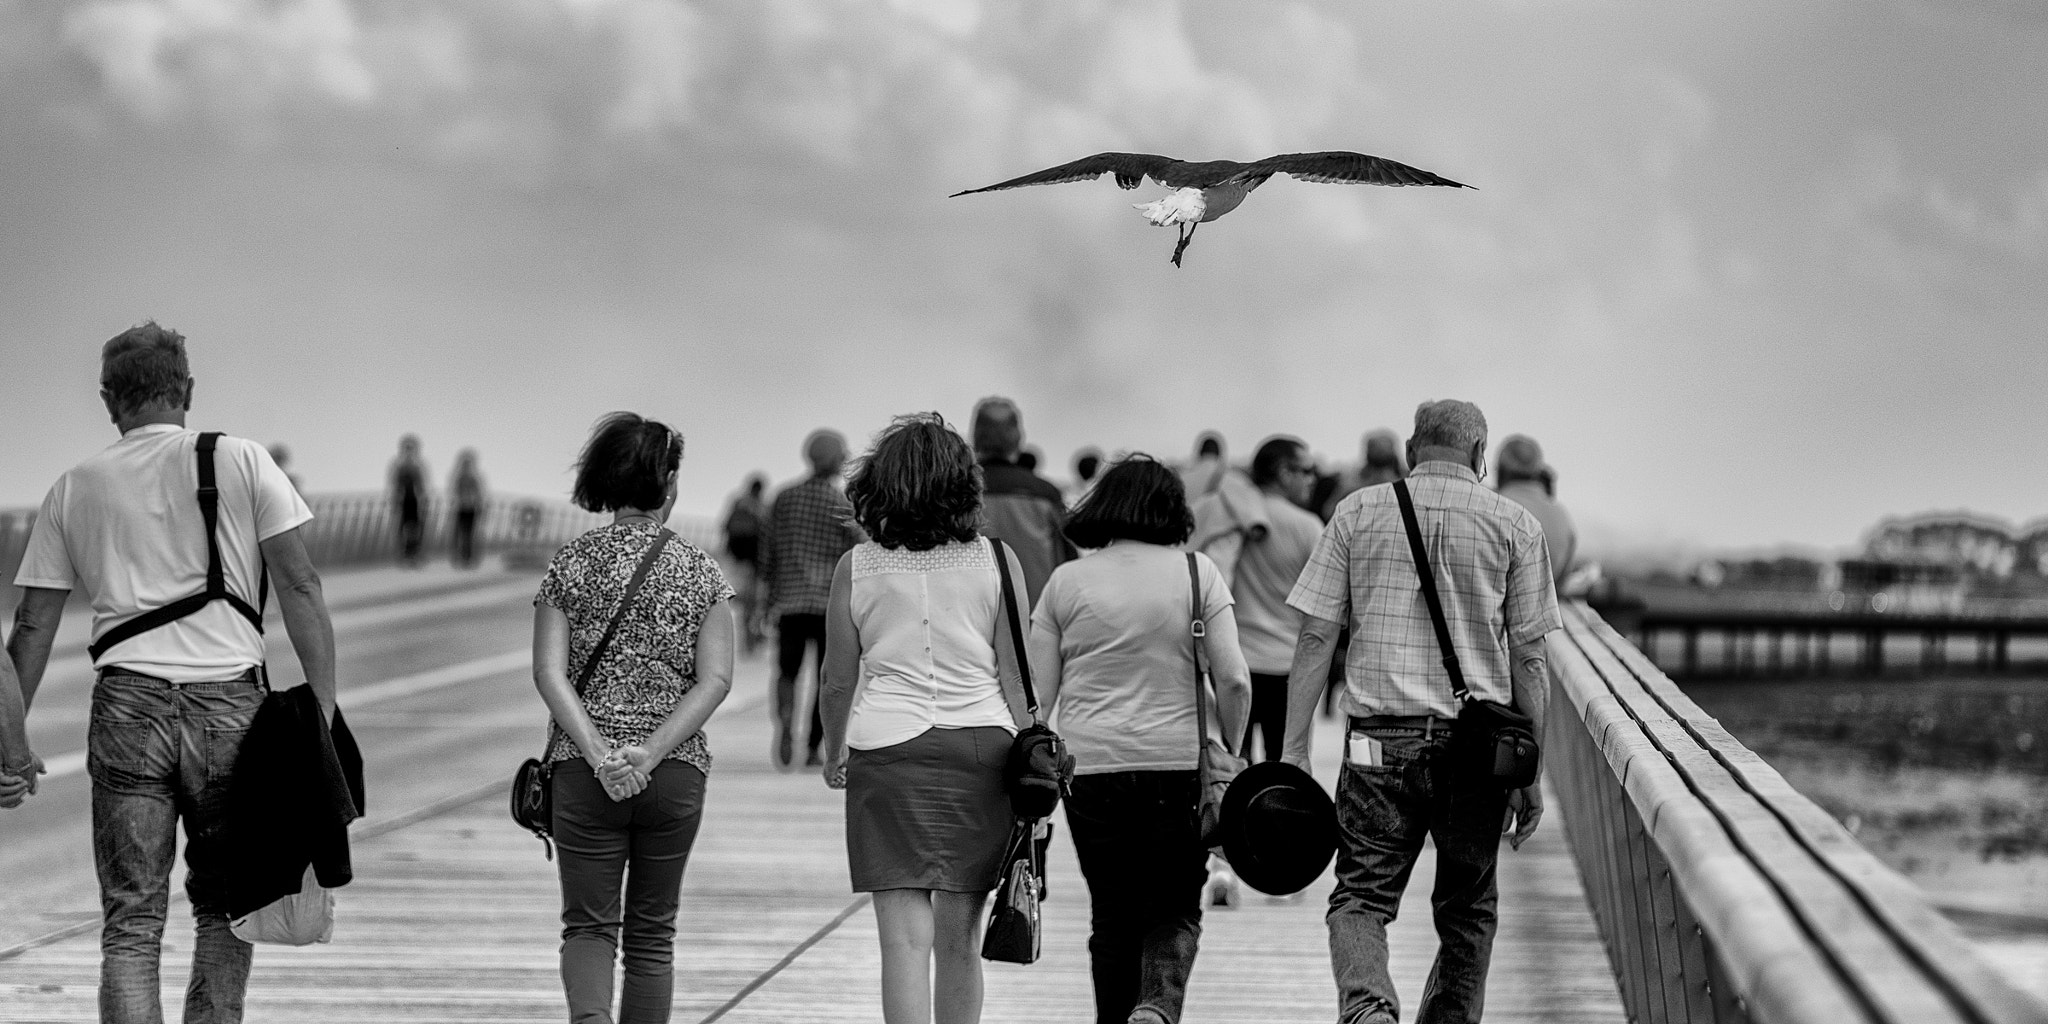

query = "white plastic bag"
[{"left": 229, "top": 865, "right": 334, "bottom": 946}]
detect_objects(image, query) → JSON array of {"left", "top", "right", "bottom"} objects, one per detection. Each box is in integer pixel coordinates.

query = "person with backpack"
[
  {"left": 7, "top": 322, "right": 340, "bottom": 1022},
  {"left": 720, "top": 473, "right": 769, "bottom": 651}
]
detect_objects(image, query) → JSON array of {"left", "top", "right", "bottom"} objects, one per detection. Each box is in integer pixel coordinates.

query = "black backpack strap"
[
  {"left": 1392, "top": 478, "right": 1470, "bottom": 704},
  {"left": 88, "top": 433, "right": 265, "bottom": 662},
  {"left": 572, "top": 528, "right": 673, "bottom": 696},
  {"left": 1188, "top": 552, "right": 1211, "bottom": 772},
  {"left": 989, "top": 537, "right": 1040, "bottom": 723}
]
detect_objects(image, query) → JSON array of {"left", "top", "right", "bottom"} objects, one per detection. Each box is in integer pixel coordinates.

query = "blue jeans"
[
  {"left": 1065, "top": 770, "right": 1207, "bottom": 1024},
  {"left": 87, "top": 669, "right": 266, "bottom": 1024},
  {"left": 553, "top": 760, "right": 708, "bottom": 1024},
  {"left": 1328, "top": 723, "right": 1508, "bottom": 1024}
]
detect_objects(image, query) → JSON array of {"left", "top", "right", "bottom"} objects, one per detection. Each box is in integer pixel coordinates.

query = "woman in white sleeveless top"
[{"left": 819, "top": 413, "right": 1032, "bottom": 1024}]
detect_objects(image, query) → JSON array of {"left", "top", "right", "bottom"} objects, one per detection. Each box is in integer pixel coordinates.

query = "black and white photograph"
[{"left": 1, "top": 1, "right": 2044, "bottom": 1022}]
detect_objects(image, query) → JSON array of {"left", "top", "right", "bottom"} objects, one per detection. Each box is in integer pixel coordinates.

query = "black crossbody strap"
[
  {"left": 88, "top": 432, "right": 266, "bottom": 662},
  {"left": 1187, "top": 553, "right": 1210, "bottom": 776},
  {"left": 573, "top": 528, "right": 673, "bottom": 696},
  {"left": 1392, "top": 479, "right": 1471, "bottom": 703},
  {"left": 990, "top": 537, "right": 1040, "bottom": 723}
]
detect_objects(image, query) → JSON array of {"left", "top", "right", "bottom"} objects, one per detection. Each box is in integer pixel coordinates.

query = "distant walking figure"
[
  {"left": 951, "top": 151, "right": 1469, "bottom": 266},
  {"left": 1283, "top": 400, "right": 1560, "bottom": 1024},
  {"left": 971, "top": 397, "right": 1074, "bottom": 608},
  {"left": 817, "top": 413, "right": 1032, "bottom": 1024},
  {"left": 450, "top": 448, "right": 487, "bottom": 569},
  {"left": 760, "top": 430, "right": 862, "bottom": 769},
  {"left": 1216, "top": 438, "right": 1322, "bottom": 763},
  {"left": 389, "top": 434, "right": 430, "bottom": 567},
  {"left": 721, "top": 474, "right": 770, "bottom": 651},
  {"left": 1027, "top": 455, "right": 1251, "bottom": 1024},
  {"left": 1493, "top": 435, "right": 1577, "bottom": 588},
  {"left": 532, "top": 412, "right": 735, "bottom": 1024},
  {"left": 9, "top": 322, "right": 340, "bottom": 1023}
]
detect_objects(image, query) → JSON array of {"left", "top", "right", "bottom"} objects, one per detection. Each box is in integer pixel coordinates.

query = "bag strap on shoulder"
[
  {"left": 573, "top": 528, "right": 674, "bottom": 696},
  {"left": 88, "top": 432, "right": 267, "bottom": 663},
  {"left": 989, "top": 537, "right": 1041, "bottom": 724},
  {"left": 1392, "top": 478, "right": 1471, "bottom": 704},
  {"left": 1187, "top": 553, "right": 1211, "bottom": 775}
]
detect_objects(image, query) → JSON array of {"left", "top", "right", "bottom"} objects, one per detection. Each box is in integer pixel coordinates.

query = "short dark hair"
[
  {"left": 971, "top": 397, "right": 1022, "bottom": 460},
  {"left": 100, "top": 321, "right": 191, "bottom": 416},
  {"left": 1195, "top": 431, "right": 1223, "bottom": 458},
  {"left": 572, "top": 412, "right": 682, "bottom": 513},
  {"left": 1250, "top": 435, "right": 1308, "bottom": 488},
  {"left": 1075, "top": 450, "right": 1102, "bottom": 482},
  {"left": 1064, "top": 454, "right": 1194, "bottom": 549},
  {"left": 846, "top": 412, "right": 982, "bottom": 551}
]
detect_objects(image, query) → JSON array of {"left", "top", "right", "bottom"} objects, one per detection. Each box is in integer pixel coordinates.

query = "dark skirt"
[{"left": 845, "top": 725, "right": 1014, "bottom": 893}]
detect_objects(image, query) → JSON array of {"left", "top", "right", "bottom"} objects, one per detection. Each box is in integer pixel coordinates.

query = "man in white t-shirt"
[{"left": 6, "top": 322, "right": 339, "bottom": 1023}]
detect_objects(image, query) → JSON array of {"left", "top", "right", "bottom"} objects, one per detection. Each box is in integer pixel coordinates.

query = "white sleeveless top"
[{"left": 845, "top": 537, "right": 1018, "bottom": 751}]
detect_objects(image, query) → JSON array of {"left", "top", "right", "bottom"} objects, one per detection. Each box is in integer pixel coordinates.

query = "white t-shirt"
[
  {"left": 1030, "top": 543, "right": 1233, "bottom": 774},
  {"left": 15, "top": 424, "right": 313, "bottom": 682},
  {"left": 845, "top": 538, "right": 1018, "bottom": 751}
]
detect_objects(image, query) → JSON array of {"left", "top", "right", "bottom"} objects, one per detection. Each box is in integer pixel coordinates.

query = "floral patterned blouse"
[{"left": 536, "top": 521, "right": 734, "bottom": 773}]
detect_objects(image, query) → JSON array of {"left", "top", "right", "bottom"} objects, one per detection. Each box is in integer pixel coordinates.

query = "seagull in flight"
[{"left": 951, "top": 151, "right": 1470, "bottom": 266}]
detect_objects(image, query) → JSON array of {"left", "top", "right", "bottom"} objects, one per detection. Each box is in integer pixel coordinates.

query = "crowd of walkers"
[{"left": 0, "top": 321, "right": 1578, "bottom": 1024}]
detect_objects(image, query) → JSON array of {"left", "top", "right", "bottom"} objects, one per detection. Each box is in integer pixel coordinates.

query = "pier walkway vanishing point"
[{"left": 0, "top": 559, "right": 2038, "bottom": 1022}]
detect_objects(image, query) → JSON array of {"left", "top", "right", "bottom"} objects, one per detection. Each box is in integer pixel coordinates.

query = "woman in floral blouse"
[{"left": 533, "top": 411, "right": 735, "bottom": 1024}]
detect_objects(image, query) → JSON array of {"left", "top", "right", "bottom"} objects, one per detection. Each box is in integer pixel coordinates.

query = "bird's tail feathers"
[{"left": 1132, "top": 189, "right": 1205, "bottom": 226}]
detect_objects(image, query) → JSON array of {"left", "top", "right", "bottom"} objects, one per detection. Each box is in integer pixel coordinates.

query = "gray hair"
[
  {"left": 971, "top": 396, "right": 1022, "bottom": 460},
  {"left": 100, "top": 321, "right": 191, "bottom": 416},
  {"left": 1411, "top": 399, "right": 1488, "bottom": 453}
]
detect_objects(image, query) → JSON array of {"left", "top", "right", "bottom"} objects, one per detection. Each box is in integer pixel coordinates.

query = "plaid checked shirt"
[
  {"left": 760, "top": 474, "right": 860, "bottom": 617},
  {"left": 1287, "top": 461, "right": 1561, "bottom": 719}
]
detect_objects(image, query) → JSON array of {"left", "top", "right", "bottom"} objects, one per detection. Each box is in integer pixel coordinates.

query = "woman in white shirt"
[
  {"left": 1027, "top": 455, "right": 1252, "bottom": 1024},
  {"left": 819, "top": 413, "right": 1032, "bottom": 1024}
]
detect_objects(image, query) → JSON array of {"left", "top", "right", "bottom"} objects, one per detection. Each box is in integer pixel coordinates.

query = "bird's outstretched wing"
[
  {"left": 1234, "top": 151, "right": 1470, "bottom": 190},
  {"left": 950, "top": 153, "right": 1185, "bottom": 196}
]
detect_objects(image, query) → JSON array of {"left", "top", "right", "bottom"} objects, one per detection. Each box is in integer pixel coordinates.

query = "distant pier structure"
[{"left": 1598, "top": 511, "right": 2048, "bottom": 678}]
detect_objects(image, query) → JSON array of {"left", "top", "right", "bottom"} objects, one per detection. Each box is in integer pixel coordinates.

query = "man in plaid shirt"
[
  {"left": 760, "top": 429, "right": 861, "bottom": 769},
  {"left": 1282, "top": 399, "right": 1560, "bottom": 1024}
]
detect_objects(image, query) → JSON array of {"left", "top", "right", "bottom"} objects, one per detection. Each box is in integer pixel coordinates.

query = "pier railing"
[
  {"left": 0, "top": 495, "right": 721, "bottom": 612},
  {"left": 1550, "top": 601, "right": 2047, "bottom": 1024}
]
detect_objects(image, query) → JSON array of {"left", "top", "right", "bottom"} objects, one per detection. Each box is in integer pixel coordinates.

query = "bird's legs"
[{"left": 1171, "top": 221, "right": 1198, "bottom": 267}]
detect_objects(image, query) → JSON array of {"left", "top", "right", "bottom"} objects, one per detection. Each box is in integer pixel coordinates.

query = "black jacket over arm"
[{"left": 222, "top": 686, "right": 365, "bottom": 919}]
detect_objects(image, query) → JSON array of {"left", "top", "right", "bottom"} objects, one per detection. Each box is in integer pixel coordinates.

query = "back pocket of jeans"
[{"left": 87, "top": 714, "right": 167, "bottom": 781}]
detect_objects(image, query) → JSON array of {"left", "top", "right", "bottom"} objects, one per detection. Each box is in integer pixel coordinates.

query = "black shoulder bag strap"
[
  {"left": 89, "top": 432, "right": 268, "bottom": 662},
  {"left": 1392, "top": 478, "right": 1470, "bottom": 705},
  {"left": 1187, "top": 553, "right": 1211, "bottom": 765},
  {"left": 574, "top": 528, "right": 674, "bottom": 697},
  {"left": 989, "top": 537, "right": 1041, "bottom": 726}
]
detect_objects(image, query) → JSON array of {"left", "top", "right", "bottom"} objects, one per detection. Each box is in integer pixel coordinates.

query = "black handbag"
[
  {"left": 990, "top": 538, "right": 1073, "bottom": 821},
  {"left": 1391, "top": 480, "right": 1541, "bottom": 791},
  {"left": 1188, "top": 554, "right": 1246, "bottom": 846},
  {"left": 511, "top": 528, "right": 674, "bottom": 857},
  {"left": 980, "top": 819, "right": 1043, "bottom": 964}
]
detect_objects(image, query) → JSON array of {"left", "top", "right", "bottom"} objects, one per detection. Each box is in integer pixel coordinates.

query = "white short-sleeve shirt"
[
  {"left": 15, "top": 424, "right": 313, "bottom": 682},
  {"left": 845, "top": 538, "right": 1018, "bottom": 751}
]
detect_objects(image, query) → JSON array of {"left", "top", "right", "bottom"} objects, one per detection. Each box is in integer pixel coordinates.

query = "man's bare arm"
[
  {"left": 1280, "top": 613, "right": 1343, "bottom": 768},
  {"left": 7, "top": 587, "right": 67, "bottom": 708},
  {"left": 260, "top": 528, "right": 337, "bottom": 719},
  {"left": 0, "top": 646, "right": 33, "bottom": 800},
  {"left": 1508, "top": 633, "right": 1550, "bottom": 739}
]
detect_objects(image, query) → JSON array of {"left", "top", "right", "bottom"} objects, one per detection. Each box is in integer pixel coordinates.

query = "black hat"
[{"left": 1219, "top": 762, "right": 1337, "bottom": 896}]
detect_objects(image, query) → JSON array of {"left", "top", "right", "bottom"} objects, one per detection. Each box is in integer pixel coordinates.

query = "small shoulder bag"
[
  {"left": 1188, "top": 554, "right": 1246, "bottom": 846},
  {"left": 511, "top": 528, "right": 674, "bottom": 858},
  {"left": 1391, "top": 480, "right": 1540, "bottom": 790}
]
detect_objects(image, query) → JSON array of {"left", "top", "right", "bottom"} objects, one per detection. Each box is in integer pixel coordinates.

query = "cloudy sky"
[{"left": 1, "top": 0, "right": 2042, "bottom": 552}]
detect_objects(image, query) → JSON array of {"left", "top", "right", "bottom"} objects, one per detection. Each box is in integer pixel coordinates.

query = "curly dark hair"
[
  {"left": 572, "top": 411, "right": 683, "bottom": 513},
  {"left": 845, "top": 413, "right": 983, "bottom": 551},
  {"left": 1064, "top": 453, "right": 1194, "bottom": 549}
]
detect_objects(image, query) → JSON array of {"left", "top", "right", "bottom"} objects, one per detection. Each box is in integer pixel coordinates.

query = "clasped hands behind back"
[{"left": 597, "top": 744, "right": 657, "bottom": 801}]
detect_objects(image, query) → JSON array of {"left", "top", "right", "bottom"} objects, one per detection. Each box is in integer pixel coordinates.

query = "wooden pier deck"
[{"left": 0, "top": 649, "right": 1625, "bottom": 1023}]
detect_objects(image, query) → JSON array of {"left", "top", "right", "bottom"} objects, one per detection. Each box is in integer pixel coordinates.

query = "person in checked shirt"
[
  {"left": 1281, "top": 399, "right": 1561, "bottom": 1024},
  {"left": 759, "top": 428, "right": 863, "bottom": 769}
]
